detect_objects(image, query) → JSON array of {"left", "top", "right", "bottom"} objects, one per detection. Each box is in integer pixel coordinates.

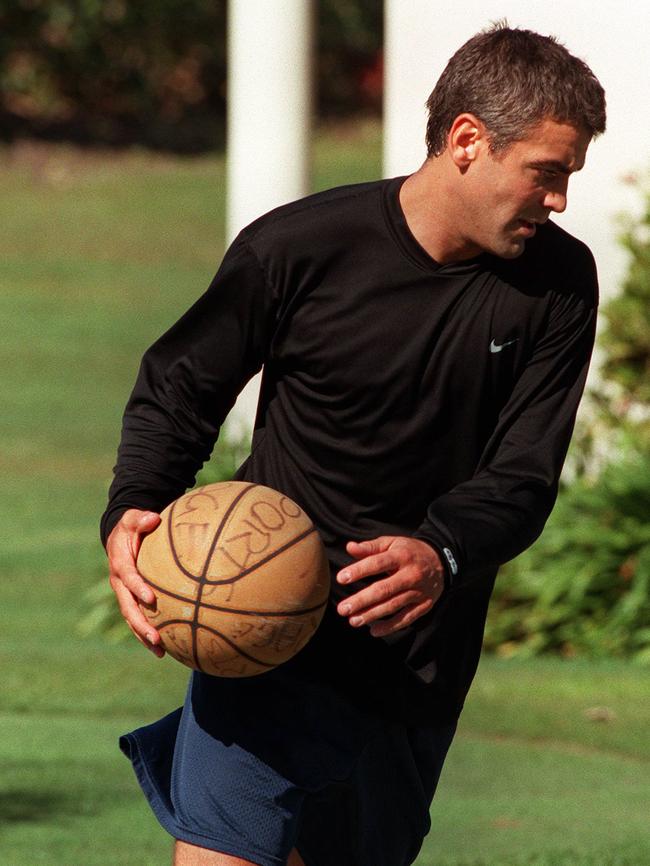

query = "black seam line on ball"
[
  {"left": 160, "top": 524, "right": 318, "bottom": 587},
  {"left": 203, "top": 525, "right": 318, "bottom": 586},
  {"left": 141, "top": 575, "right": 328, "bottom": 617},
  {"left": 192, "top": 483, "right": 261, "bottom": 670},
  {"left": 154, "top": 619, "right": 276, "bottom": 668},
  {"left": 167, "top": 483, "right": 259, "bottom": 581}
]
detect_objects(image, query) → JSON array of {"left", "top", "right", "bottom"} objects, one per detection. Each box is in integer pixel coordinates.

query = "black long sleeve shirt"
[{"left": 101, "top": 177, "right": 598, "bottom": 723}]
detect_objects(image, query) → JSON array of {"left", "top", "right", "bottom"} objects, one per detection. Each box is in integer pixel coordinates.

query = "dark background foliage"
[{"left": 0, "top": 0, "right": 383, "bottom": 151}]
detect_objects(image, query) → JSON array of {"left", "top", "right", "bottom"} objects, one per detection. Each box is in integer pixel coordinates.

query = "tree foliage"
[
  {"left": 0, "top": 0, "right": 382, "bottom": 150},
  {"left": 0, "top": 0, "right": 229, "bottom": 149}
]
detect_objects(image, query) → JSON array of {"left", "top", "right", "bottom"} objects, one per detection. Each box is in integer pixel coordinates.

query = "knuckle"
[
  {"left": 398, "top": 552, "right": 415, "bottom": 571},
  {"left": 348, "top": 593, "right": 367, "bottom": 614},
  {"left": 111, "top": 571, "right": 130, "bottom": 592},
  {"left": 110, "top": 575, "right": 128, "bottom": 598},
  {"left": 377, "top": 582, "right": 394, "bottom": 603},
  {"left": 116, "top": 600, "right": 132, "bottom": 622},
  {"left": 387, "top": 596, "right": 405, "bottom": 615},
  {"left": 395, "top": 570, "right": 416, "bottom": 592},
  {"left": 121, "top": 569, "right": 144, "bottom": 591},
  {"left": 117, "top": 588, "right": 135, "bottom": 611},
  {"left": 127, "top": 608, "right": 148, "bottom": 632},
  {"left": 407, "top": 564, "right": 425, "bottom": 584}
]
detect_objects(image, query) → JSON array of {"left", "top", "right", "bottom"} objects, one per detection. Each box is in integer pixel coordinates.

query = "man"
[{"left": 102, "top": 23, "right": 606, "bottom": 866}]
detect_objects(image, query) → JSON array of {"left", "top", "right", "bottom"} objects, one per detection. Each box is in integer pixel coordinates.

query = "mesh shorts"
[{"left": 120, "top": 660, "right": 456, "bottom": 866}]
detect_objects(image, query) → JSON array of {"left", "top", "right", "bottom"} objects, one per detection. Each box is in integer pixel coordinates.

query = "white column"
[
  {"left": 226, "top": 0, "right": 314, "bottom": 243},
  {"left": 225, "top": 0, "right": 314, "bottom": 437},
  {"left": 383, "top": 0, "right": 438, "bottom": 178}
]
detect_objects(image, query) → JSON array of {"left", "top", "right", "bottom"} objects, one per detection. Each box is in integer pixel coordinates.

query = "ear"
[{"left": 447, "top": 114, "right": 488, "bottom": 168}]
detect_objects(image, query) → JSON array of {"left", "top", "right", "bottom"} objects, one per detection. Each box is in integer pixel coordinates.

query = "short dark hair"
[{"left": 425, "top": 22, "right": 606, "bottom": 157}]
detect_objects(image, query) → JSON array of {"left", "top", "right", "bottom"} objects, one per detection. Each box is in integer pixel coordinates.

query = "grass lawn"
[{"left": 1, "top": 125, "right": 649, "bottom": 865}]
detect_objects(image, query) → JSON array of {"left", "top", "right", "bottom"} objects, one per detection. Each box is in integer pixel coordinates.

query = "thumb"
[
  {"left": 137, "top": 511, "right": 161, "bottom": 531},
  {"left": 130, "top": 511, "right": 161, "bottom": 560}
]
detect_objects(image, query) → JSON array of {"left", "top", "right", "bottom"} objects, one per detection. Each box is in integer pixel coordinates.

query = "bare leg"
[{"left": 174, "top": 840, "right": 306, "bottom": 866}]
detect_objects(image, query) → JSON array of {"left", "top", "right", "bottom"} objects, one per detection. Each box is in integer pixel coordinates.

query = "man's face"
[{"left": 463, "top": 118, "right": 591, "bottom": 259}]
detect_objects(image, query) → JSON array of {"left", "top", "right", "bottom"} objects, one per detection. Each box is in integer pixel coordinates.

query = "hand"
[
  {"left": 106, "top": 509, "right": 165, "bottom": 657},
  {"left": 335, "top": 536, "right": 445, "bottom": 638}
]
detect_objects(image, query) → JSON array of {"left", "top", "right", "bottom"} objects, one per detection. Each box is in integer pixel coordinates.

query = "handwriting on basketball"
[
  {"left": 176, "top": 489, "right": 219, "bottom": 520},
  {"left": 230, "top": 618, "right": 307, "bottom": 653},
  {"left": 218, "top": 496, "right": 304, "bottom": 571},
  {"left": 172, "top": 489, "right": 222, "bottom": 572}
]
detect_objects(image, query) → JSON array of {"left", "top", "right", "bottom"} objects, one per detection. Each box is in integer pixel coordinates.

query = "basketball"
[{"left": 136, "top": 481, "right": 330, "bottom": 677}]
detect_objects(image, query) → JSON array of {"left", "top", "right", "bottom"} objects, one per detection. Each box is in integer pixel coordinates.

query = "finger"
[
  {"left": 116, "top": 558, "right": 157, "bottom": 605},
  {"left": 110, "top": 573, "right": 158, "bottom": 639},
  {"left": 129, "top": 510, "right": 162, "bottom": 560},
  {"left": 124, "top": 509, "right": 161, "bottom": 571},
  {"left": 108, "top": 529, "right": 158, "bottom": 605},
  {"left": 126, "top": 621, "right": 166, "bottom": 658},
  {"left": 337, "top": 573, "right": 411, "bottom": 618},
  {"left": 337, "top": 551, "right": 398, "bottom": 585},
  {"left": 369, "top": 599, "right": 435, "bottom": 638},
  {"left": 114, "top": 596, "right": 165, "bottom": 658},
  {"left": 120, "top": 509, "right": 161, "bottom": 533},
  {"left": 110, "top": 574, "right": 163, "bottom": 653},
  {"left": 346, "top": 590, "right": 423, "bottom": 628},
  {"left": 345, "top": 537, "right": 394, "bottom": 558},
  {"left": 108, "top": 509, "right": 160, "bottom": 557}
]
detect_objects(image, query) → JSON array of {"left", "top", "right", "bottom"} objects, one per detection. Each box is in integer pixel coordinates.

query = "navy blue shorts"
[{"left": 120, "top": 662, "right": 456, "bottom": 866}]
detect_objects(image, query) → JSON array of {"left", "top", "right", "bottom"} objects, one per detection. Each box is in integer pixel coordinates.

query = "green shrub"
[
  {"left": 485, "top": 445, "right": 650, "bottom": 662},
  {"left": 599, "top": 173, "right": 650, "bottom": 409},
  {"left": 486, "top": 171, "right": 650, "bottom": 662}
]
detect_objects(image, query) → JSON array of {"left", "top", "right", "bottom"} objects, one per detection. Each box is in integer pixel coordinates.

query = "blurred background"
[{"left": 1, "top": 2, "right": 649, "bottom": 864}]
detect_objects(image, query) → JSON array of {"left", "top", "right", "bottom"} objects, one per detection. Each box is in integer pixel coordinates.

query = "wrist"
[{"left": 412, "top": 536, "right": 453, "bottom": 592}]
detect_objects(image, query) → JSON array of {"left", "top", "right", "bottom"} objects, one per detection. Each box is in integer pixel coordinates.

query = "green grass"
[
  {"left": 427, "top": 656, "right": 650, "bottom": 865},
  {"left": 1, "top": 125, "right": 649, "bottom": 865},
  {"left": 0, "top": 714, "right": 167, "bottom": 865}
]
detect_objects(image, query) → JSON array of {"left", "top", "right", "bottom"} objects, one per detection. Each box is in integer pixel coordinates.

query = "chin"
[
  {"left": 499, "top": 245, "right": 526, "bottom": 260},
  {"left": 491, "top": 235, "right": 527, "bottom": 259}
]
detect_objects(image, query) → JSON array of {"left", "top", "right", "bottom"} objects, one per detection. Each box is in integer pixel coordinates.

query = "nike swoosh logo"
[{"left": 490, "top": 338, "right": 518, "bottom": 353}]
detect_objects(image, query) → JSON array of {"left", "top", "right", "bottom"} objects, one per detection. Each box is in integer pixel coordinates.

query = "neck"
[{"left": 399, "top": 157, "right": 482, "bottom": 264}]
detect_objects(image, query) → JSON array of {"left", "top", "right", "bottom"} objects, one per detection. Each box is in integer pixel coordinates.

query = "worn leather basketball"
[{"left": 137, "top": 481, "right": 330, "bottom": 677}]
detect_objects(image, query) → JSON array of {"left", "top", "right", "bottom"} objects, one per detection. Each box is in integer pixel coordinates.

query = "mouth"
[{"left": 517, "top": 219, "right": 537, "bottom": 237}]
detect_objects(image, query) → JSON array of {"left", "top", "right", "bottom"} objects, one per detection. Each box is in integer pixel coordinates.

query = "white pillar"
[
  {"left": 225, "top": 0, "right": 314, "bottom": 437},
  {"left": 383, "top": 0, "right": 437, "bottom": 178},
  {"left": 226, "top": 0, "right": 314, "bottom": 244}
]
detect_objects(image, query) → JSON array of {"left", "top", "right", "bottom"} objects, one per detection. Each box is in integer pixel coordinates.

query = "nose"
[
  {"left": 543, "top": 175, "right": 569, "bottom": 214},
  {"left": 543, "top": 190, "right": 567, "bottom": 214}
]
